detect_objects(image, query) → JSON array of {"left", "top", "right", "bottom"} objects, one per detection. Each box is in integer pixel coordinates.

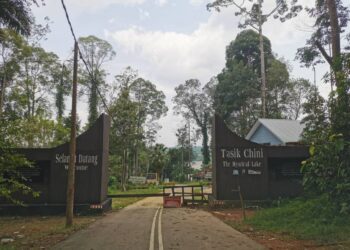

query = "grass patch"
[
  {"left": 109, "top": 186, "right": 162, "bottom": 210},
  {"left": 0, "top": 216, "right": 98, "bottom": 249},
  {"left": 111, "top": 197, "right": 144, "bottom": 210},
  {"left": 246, "top": 196, "right": 350, "bottom": 244},
  {"left": 108, "top": 186, "right": 161, "bottom": 195},
  {"left": 181, "top": 181, "right": 211, "bottom": 186}
]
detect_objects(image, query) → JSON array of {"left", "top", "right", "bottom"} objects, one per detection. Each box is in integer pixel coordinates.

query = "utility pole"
[{"left": 66, "top": 41, "right": 78, "bottom": 227}]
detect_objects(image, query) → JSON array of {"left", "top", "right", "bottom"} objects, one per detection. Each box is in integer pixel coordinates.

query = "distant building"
[
  {"left": 191, "top": 161, "right": 202, "bottom": 170},
  {"left": 246, "top": 119, "right": 305, "bottom": 145}
]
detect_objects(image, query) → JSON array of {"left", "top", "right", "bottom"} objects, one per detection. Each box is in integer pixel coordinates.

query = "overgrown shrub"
[{"left": 302, "top": 134, "right": 350, "bottom": 214}]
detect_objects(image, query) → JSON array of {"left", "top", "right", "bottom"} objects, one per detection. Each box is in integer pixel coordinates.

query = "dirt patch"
[
  {"left": 126, "top": 196, "right": 163, "bottom": 209},
  {"left": 209, "top": 208, "right": 343, "bottom": 250},
  {"left": 0, "top": 215, "right": 100, "bottom": 249}
]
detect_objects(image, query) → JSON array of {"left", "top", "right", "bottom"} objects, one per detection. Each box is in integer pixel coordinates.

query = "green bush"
[
  {"left": 247, "top": 196, "right": 350, "bottom": 243},
  {"left": 301, "top": 134, "right": 350, "bottom": 214}
]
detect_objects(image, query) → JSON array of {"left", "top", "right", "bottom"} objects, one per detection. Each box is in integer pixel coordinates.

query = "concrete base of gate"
[{"left": 0, "top": 198, "right": 112, "bottom": 216}]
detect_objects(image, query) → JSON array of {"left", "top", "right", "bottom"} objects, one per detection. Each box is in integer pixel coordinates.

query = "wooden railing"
[{"left": 162, "top": 185, "right": 210, "bottom": 205}]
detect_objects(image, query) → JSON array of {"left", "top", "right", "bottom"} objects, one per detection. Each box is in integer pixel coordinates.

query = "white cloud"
[
  {"left": 108, "top": 9, "right": 238, "bottom": 85},
  {"left": 189, "top": 0, "right": 206, "bottom": 6},
  {"left": 34, "top": 0, "right": 328, "bottom": 146},
  {"left": 138, "top": 8, "right": 150, "bottom": 20},
  {"left": 69, "top": 0, "right": 146, "bottom": 9},
  {"left": 154, "top": 0, "right": 168, "bottom": 6},
  {"left": 105, "top": 5, "right": 330, "bottom": 146}
]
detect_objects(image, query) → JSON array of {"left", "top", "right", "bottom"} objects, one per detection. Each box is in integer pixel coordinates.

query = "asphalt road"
[{"left": 52, "top": 197, "right": 264, "bottom": 250}]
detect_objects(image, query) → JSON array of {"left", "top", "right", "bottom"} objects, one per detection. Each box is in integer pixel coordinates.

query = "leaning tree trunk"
[{"left": 201, "top": 115, "right": 210, "bottom": 165}]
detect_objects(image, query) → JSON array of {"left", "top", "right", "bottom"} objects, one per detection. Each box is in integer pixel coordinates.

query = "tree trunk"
[
  {"left": 188, "top": 121, "right": 191, "bottom": 168},
  {"left": 0, "top": 77, "right": 5, "bottom": 117},
  {"left": 88, "top": 82, "right": 98, "bottom": 126},
  {"left": 258, "top": 4, "right": 267, "bottom": 118},
  {"left": 325, "top": 0, "right": 350, "bottom": 140},
  {"left": 181, "top": 146, "right": 184, "bottom": 175},
  {"left": 326, "top": 0, "right": 341, "bottom": 75},
  {"left": 121, "top": 149, "right": 127, "bottom": 192},
  {"left": 201, "top": 115, "right": 210, "bottom": 165}
]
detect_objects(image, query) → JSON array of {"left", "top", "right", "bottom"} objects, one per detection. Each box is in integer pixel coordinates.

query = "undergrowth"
[{"left": 247, "top": 195, "right": 350, "bottom": 243}]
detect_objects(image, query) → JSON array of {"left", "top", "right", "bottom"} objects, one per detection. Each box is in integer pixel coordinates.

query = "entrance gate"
[{"left": 107, "top": 184, "right": 210, "bottom": 207}]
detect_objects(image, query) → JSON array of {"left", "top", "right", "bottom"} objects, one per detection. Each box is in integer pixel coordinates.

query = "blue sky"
[{"left": 32, "top": 0, "right": 332, "bottom": 147}]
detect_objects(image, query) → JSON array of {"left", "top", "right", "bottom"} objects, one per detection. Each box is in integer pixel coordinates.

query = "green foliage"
[
  {"left": 301, "top": 134, "right": 350, "bottom": 214},
  {"left": 78, "top": 35, "right": 116, "bottom": 126},
  {"left": 207, "top": 1, "right": 302, "bottom": 28},
  {"left": 173, "top": 78, "right": 213, "bottom": 164},
  {"left": 296, "top": 0, "right": 349, "bottom": 68},
  {"left": 0, "top": 120, "right": 39, "bottom": 205},
  {"left": 0, "top": 0, "right": 40, "bottom": 37},
  {"left": 108, "top": 67, "right": 167, "bottom": 189},
  {"left": 286, "top": 78, "right": 312, "bottom": 120},
  {"left": 54, "top": 64, "right": 71, "bottom": 120},
  {"left": 149, "top": 144, "right": 168, "bottom": 179},
  {"left": 225, "top": 29, "right": 272, "bottom": 75},
  {"left": 266, "top": 59, "right": 290, "bottom": 118},
  {"left": 129, "top": 78, "right": 168, "bottom": 125},
  {"left": 109, "top": 80, "right": 139, "bottom": 154},
  {"left": 4, "top": 115, "right": 70, "bottom": 148},
  {"left": 215, "top": 60, "right": 259, "bottom": 136},
  {"left": 330, "top": 70, "right": 350, "bottom": 141},
  {"left": 214, "top": 30, "right": 309, "bottom": 135},
  {"left": 301, "top": 85, "right": 329, "bottom": 142},
  {"left": 247, "top": 196, "right": 350, "bottom": 243},
  {"left": 164, "top": 147, "right": 194, "bottom": 182},
  {"left": 0, "top": 149, "right": 39, "bottom": 205}
]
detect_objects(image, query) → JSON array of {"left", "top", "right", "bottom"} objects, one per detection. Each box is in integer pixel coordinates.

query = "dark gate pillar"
[
  {"left": 49, "top": 114, "right": 110, "bottom": 204},
  {"left": 212, "top": 115, "right": 269, "bottom": 200}
]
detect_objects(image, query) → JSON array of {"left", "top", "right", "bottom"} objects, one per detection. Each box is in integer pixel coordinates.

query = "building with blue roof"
[{"left": 246, "top": 119, "right": 305, "bottom": 145}]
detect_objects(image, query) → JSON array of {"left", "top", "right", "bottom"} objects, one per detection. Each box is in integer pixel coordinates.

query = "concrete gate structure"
[
  {"left": 0, "top": 114, "right": 111, "bottom": 215},
  {"left": 211, "top": 114, "right": 309, "bottom": 202}
]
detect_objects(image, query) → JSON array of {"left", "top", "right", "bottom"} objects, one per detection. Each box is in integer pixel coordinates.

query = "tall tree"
[
  {"left": 173, "top": 79, "right": 214, "bottom": 165},
  {"left": 129, "top": 76, "right": 168, "bottom": 174},
  {"left": 266, "top": 58, "right": 290, "bottom": 118},
  {"left": 149, "top": 144, "right": 168, "bottom": 181},
  {"left": 297, "top": 0, "right": 349, "bottom": 138},
  {"left": 299, "top": 1, "right": 350, "bottom": 213},
  {"left": 78, "top": 35, "right": 116, "bottom": 125},
  {"left": 286, "top": 78, "right": 311, "bottom": 120},
  {"left": 0, "top": 29, "right": 25, "bottom": 117},
  {"left": 208, "top": 0, "right": 302, "bottom": 117},
  {"left": 214, "top": 60, "right": 260, "bottom": 136},
  {"left": 109, "top": 84, "right": 138, "bottom": 191},
  {"left": 0, "top": 0, "right": 43, "bottom": 38},
  {"left": 8, "top": 46, "right": 60, "bottom": 119},
  {"left": 225, "top": 29, "right": 273, "bottom": 74},
  {"left": 175, "top": 123, "right": 193, "bottom": 179},
  {"left": 54, "top": 63, "right": 71, "bottom": 120},
  {"left": 214, "top": 30, "right": 299, "bottom": 135},
  {"left": 301, "top": 85, "right": 329, "bottom": 143}
]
